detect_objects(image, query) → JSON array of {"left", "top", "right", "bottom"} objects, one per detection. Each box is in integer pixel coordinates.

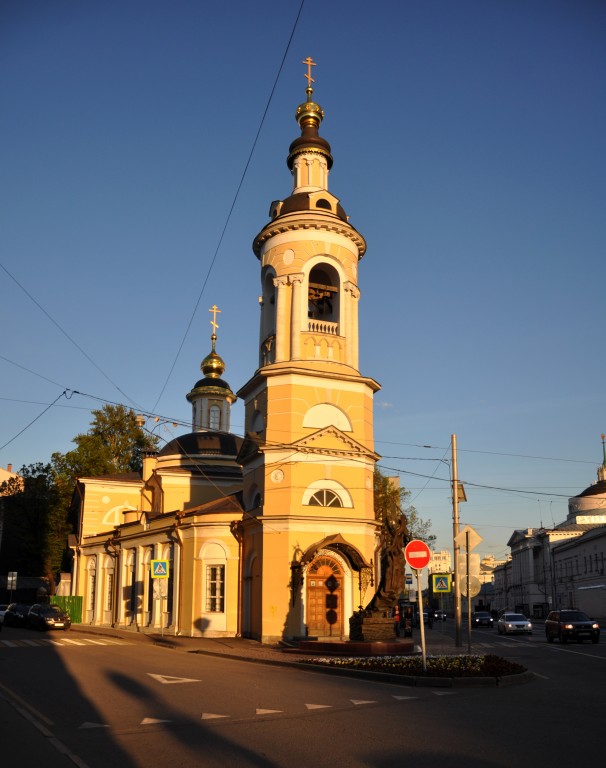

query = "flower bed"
[{"left": 303, "top": 653, "right": 526, "bottom": 678}]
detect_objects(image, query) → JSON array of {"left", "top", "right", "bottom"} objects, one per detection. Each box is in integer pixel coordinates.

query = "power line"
[
  {"left": 152, "top": 0, "right": 307, "bottom": 412},
  {"left": 0, "top": 261, "right": 140, "bottom": 409},
  {"left": 0, "top": 390, "right": 68, "bottom": 452}
]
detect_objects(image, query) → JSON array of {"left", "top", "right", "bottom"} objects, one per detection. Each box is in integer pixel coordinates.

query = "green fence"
[{"left": 52, "top": 595, "right": 83, "bottom": 623}]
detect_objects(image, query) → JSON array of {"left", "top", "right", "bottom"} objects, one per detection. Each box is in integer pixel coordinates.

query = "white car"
[
  {"left": 497, "top": 612, "right": 532, "bottom": 635},
  {"left": 0, "top": 604, "right": 8, "bottom": 624}
]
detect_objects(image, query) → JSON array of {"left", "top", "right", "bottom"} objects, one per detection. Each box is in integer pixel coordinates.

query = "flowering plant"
[{"left": 303, "top": 653, "right": 526, "bottom": 678}]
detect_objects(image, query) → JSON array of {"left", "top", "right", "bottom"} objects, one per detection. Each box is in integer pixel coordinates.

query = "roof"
[
  {"left": 574, "top": 480, "right": 606, "bottom": 499},
  {"left": 158, "top": 431, "right": 243, "bottom": 458}
]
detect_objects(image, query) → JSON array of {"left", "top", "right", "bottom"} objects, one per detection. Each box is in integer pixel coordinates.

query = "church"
[{"left": 71, "top": 63, "right": 382, "bottom": 643}]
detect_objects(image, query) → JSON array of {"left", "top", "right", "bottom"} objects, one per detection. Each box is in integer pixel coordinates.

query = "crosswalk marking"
[{"left": 0, "top": 637, "right": 132, "bottom": 649}]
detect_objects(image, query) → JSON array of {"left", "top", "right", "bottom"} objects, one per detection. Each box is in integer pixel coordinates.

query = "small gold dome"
[
  {"left": 295, "top": 92, "right": 324, "bottom": 130},
  {"left": 201, "top": 346, "right": 225, "bottom": 379}
]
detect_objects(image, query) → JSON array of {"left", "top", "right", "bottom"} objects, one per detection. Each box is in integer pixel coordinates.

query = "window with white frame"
[
  {"left": 106, "top": 573, "right": 114, "bottom": 611},
  {"left": 308, "top": 489, "right": 343, "bottom": 507},
  {"left": 209, "top": 404, "right": 220, "bottom": 430},
  {"left": 205, "top": 565, "right": 225, "bottom": 612},
  {"left": 88, "top": 571, "right": 96, "bottom": 611}
]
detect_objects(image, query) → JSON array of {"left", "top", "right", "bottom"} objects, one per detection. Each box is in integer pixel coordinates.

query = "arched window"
[
  {"left": 308, "top": 265, "right": 339, "bottom": 323},
  {"left": 209, "top": 404, "right": 220, "bottom": 430},
  {"left": 308, "top": 489, "right": 343, "bottom": 507}
]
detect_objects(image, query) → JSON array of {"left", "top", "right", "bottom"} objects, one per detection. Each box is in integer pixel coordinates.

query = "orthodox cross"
[
  {"left": 209, "top": 304, "right": 221, "bottom": 336},
  {"left": 302, "top": 56, "right": 316, "bottom": 89}
]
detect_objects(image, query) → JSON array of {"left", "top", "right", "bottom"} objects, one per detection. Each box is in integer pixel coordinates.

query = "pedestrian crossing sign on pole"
[
  {"left": 432, "top": 573, "right": 451, "bottom": 593},
  {"left": 151, "top": 560, "right": 169, "bottom": 578}
]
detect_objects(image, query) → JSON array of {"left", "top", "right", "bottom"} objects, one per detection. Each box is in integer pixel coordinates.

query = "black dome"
[{"left": 159, "top": 432, "right": 243, "bottom": 458}]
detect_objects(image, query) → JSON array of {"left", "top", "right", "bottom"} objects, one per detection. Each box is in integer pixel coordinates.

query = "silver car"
[{"left": 497, "top": 612, "right": 532, "bottom": 635}]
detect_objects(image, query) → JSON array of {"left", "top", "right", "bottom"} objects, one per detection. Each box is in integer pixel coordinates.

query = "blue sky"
[{"left": 1, "top": 0, "right": 605, "bottom": 561}]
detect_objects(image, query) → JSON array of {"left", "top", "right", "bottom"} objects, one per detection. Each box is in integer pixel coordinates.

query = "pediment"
[{"left": 293, "top": 426, "right": 378, "bottom": 459}]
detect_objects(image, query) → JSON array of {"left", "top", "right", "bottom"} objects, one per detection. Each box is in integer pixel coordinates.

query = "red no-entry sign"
[{"left": 404, "top": 539, "right": 431, "bottom": 570}]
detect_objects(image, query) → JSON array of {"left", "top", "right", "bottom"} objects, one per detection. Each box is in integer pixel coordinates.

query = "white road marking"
[
  {"left": 141, "top": 717, "right": 171, "bottom": 725},
  {"left": 147, "top": 673, "right": 201, "bottom": 684},
  {"left": 201, "top": 713, "right": 229, "bottom": 720},
  {"left": 256, "top": 709, "right": 282, "bottom": 715},
  {"left": 351, "top": 699, "right": 376, "bottom": 705},
  {"left": 305, "top": 703, "right": 332, "bottom": 710}
]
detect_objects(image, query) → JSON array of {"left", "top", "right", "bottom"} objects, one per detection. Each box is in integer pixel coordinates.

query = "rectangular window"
[
  {"left": 106, "top": 573, "right": 114, "bottom": 611},
  {"left": 205, "top": 565, "right": 225, "bottom": 613},
  {"left": 89, "top": 573, "right": 96, "bottom": 611}
]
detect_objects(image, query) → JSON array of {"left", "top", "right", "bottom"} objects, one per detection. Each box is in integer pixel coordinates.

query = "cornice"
[{"left": 253, "top": 213, "right": 366, "bottom": 259}]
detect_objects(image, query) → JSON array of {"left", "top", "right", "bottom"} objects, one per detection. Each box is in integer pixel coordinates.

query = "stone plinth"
[{"left": 349, "top": 612, "right": 396, "bottom": 642}]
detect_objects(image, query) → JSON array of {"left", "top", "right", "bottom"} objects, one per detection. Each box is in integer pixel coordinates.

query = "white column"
[
  {"left": 351, "top": 285, "right": 360, "bottom": 369},
  {"left": 93, "top": 553, "right": 103, "bottom": 625},
  {"left": 344, "top": 282, "right": 360, "bottom": 368},
  {"left": 290, "top": 273, "right": 304, "bottom": 360},
  {"left": 274, "top": 276, "right": 289, "bottom": 362}
]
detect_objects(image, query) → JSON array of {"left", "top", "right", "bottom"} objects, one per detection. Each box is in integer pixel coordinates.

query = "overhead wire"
[
  {"left": 0, "top": 261, "right": 141, "bottom": 410},
  {"left": 151, "top": 0, "right": 307, "bottom": 413}
]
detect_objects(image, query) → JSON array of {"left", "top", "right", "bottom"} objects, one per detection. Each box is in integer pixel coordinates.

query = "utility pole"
[{"left": 452, "top": 434, "right": 462, "bottom": 647}]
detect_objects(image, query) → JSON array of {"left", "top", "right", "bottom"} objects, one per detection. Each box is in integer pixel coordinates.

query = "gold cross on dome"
[
  {"left": 209, "top": 304, "right": 221, "bottom": 333},
  {"left": 302, "top": 56, "right": 316, "bottom": 89}
]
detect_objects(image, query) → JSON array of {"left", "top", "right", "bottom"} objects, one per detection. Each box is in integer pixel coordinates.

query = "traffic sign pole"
[
  {"left": 416, "top": 569, "right": 427, "bottom": 671},
  {"left": 404, "top": 541, "right": 431, "bottom": 672}
]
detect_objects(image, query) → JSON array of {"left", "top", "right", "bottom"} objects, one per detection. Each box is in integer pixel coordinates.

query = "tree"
[
  {"left": 0, "top": 463, "right": 67, "bottom": 589},
  {"left": 51, "top": 404, "right": 159, "bottom": 519},
  {"left": 0, "top": 405, "right": 159, "bottom": 586},
  {"left": 373, "top": 467, "right": 434, "bottom": 545}
]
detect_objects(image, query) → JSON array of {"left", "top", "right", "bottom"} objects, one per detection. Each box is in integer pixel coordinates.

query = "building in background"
[{"left": 493, "top": 442, "right": 606, "bottom": 619}]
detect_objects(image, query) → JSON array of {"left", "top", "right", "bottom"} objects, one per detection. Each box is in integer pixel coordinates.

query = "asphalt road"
[{"left": 1, "top": 624, "right": 605, "bottom": 767}]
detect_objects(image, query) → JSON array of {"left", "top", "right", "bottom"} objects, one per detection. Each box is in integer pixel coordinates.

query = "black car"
[
  {"left": 472, "top": 611, "right": 494, "bottom": 628},
  {"left": 27, "top": 603, "right": 71, "bottom": 631},
  {"left": 2, "top": 603, "right": 31, "bottom": 627},
  {"left": 545, "top": 609, "right": 600, "bottom": 644}
]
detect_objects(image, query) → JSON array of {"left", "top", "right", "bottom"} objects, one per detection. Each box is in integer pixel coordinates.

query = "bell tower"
[{"left": 238, "top": 60, "right": 380, "bottom": 643}]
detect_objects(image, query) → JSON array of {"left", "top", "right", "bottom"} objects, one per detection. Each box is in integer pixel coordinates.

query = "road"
[{"left": 1, "top": 624, "right": 604, "bottom": 767}]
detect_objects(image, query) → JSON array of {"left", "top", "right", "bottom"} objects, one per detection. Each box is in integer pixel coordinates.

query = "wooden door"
[{"left": 306, "top": 555, "right": 344, "bottom": 638}]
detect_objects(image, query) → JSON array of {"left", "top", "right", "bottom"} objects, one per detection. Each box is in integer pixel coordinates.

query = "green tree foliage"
[
  {"left": 51, "top": 404, "right": 159, "bottom": 518},
  {"left": 0, "top": 463, "right": 67, "bottom": 589},
  {"left": 0, "top": 406, "right": 158, "bottom": 585},
  {"left": 373, "top": 467, "right": 434, "bottom": 546}
]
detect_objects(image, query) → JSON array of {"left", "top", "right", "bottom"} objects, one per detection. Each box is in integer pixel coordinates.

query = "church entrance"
[{"left": 306, "top": 554, "right": 344, "bottom": 638}]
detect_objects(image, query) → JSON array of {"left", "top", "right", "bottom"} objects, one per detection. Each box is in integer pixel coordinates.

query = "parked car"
[
  {"left": 2, "top": 603, "right": 31, "bottom": 627},
  {"left": 545, "top": 609, "right": 599, "bottom": 644},
  {"left": 497, "top": 612, "right": 532, "bottom": 635},
  {"left": 0, "top": 603, "right": 8, "bottom": 624},
  {"left": 27, "top": 603, "right": 71, "bottom": 631},
  {"left": 472, "top": 611, "right": 494, "bottom": 628}
]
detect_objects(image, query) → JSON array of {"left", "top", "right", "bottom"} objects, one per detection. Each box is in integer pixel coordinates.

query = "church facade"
[{"left": 71, "top": 67, "right": 382, "bottom": 643}]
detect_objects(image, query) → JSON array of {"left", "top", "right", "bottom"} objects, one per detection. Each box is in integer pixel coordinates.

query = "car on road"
[
  {"left": 27, "top": 603, "right": 71, "bottom": 631},
  {"left": 434, "top": 610, "right": 447, "bottom": 621},
  {"left": 0, "top": 603, "right": 8, "bottom": 624},
  {"left": 2, "top": 603, "right": 31, "bottom": 627},
  {"left": 472, "top": 611, "right": 494, "bottom": 628},
  {"left": 545, "top": 609, "right": 599, "bottom": 644},
  {"left": 497, "top": 612, "right": 532, "bottom": 635}
]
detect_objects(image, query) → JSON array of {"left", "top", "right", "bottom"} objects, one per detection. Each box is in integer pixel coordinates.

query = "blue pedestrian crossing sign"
[
  {"left": 432, "top": 574, "right": 451, "bottom": 593},
  {"left": 151, "top": 560, "right": 169, "bottom": 578}
]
